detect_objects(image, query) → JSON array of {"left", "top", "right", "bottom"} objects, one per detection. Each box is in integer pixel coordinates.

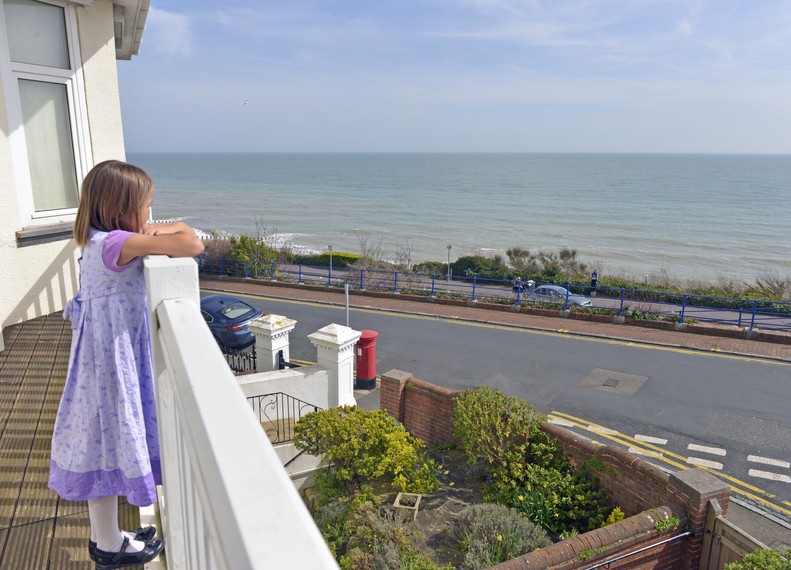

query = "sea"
[{"left": 127, "top": 153, "right": 791, "bottom": 284}]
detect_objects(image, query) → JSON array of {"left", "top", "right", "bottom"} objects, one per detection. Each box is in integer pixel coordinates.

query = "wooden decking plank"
[
  {"left": 0, "top": 519, "right": 52, "bottom": 570},
  {"left": 50, "top": 506, "right": 92, "bottom": 569},
  {"left": 12, "top": 452, "right": 57, "bottom": 528}
]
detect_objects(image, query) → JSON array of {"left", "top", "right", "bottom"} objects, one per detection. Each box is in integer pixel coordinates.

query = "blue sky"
[{"left": 117, "top": 0, "right": 791, "bottom": 153}]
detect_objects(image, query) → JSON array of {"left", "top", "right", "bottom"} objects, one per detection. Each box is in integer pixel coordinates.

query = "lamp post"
[
  {"left": 446, "top": 244, "right": 452, "bottom": 281},
  {"left": 328, "top": 245, "right": 333, "bottom": 287}
]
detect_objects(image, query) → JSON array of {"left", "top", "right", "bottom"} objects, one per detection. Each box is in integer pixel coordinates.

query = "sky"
[{"left": 117, "top": 0, "right": 791, "bottom": 154}]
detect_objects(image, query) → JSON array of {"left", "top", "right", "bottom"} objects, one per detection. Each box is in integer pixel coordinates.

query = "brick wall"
[{"left": 379, "top": 370, "right": 732, "bottom": 570}]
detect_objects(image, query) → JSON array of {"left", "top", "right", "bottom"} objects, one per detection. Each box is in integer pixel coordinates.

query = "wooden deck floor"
[{"left": 0, "top": 314, "right": 138, "bottom": 570}]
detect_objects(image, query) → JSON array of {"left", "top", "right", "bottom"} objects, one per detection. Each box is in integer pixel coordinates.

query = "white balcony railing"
[{"left": 144, "top": 255, "right": 338, "bottom": 570}]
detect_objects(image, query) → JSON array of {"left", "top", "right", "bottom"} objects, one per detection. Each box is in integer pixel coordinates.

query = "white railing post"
[
  {"left": 249, "top": 314, "right": 297, "bottom": 372},
  {"left": 308, "top": 324, "right": 361, "bottom": 408},
  {"left": 144, "top": 255, "right": 200, "bottom": 569}
]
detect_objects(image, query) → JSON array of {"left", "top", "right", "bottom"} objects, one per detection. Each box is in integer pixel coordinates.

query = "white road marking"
[
  {"left": 686, "top": 457, "right": 723, "bottom": 470},
  {"left": 628, "top": 447, "right": 664, "bottom": 458},
  {"left": 748, "top": 455, "right": 791, "bottom": 469},
  {"left": 588, "top": 425, "right": 617, "bottom": 435},
  {"left": 687, "top": 444, "right": 727, "bottom": 457},
  {"left": 748, "top": 469, "right": 791, "bottom": 483},
  {"left": 548, "top": 418, "right": 574, "bottom": 427},
  {"left": 635, "top": 435, "right": 668, "bottom": 445}
]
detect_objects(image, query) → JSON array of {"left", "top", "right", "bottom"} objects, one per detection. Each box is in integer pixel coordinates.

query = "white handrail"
[{"left": 145, "top": 256, "right": 337, "bottom": 570}]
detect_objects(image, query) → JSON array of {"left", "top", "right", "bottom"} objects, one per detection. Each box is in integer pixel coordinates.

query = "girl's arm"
[{"left": 118, "top": 222, "right": 205, "bottom": 265}]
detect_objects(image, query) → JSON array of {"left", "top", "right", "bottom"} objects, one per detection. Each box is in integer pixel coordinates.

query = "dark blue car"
[{"left": 200, "top": 294, "right": 263, "bottom": 349}]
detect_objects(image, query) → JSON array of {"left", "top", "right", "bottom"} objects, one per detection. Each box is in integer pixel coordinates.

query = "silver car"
[{"left": 526, "top": 285, "right": 592, "bottom": 307}]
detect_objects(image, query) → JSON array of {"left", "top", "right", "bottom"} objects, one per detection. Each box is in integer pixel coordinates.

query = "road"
[{"left": 224, "top": 292, "right": 791, "bottom": 522}]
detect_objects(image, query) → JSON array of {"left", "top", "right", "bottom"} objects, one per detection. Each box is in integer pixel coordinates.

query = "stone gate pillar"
[
  {"left": 308, "top": 324, "right": 361, "bottom": 408},
  {"left": 249, "top": 314, "right": 297, "bottom": 372}
]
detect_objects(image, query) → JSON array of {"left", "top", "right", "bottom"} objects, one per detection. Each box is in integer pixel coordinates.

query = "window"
[{"left": 1, "top": 0, "right": 91, "bottom": 231}]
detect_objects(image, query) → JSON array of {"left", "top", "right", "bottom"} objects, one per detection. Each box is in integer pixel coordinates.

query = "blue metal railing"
[{"left": 198, "top": 257, "right": 791, "bottom": 332}]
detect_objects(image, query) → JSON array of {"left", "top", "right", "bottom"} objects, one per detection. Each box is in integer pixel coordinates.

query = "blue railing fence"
[{"left": 197, "top": 257, "right": 791, "bottom": 332}]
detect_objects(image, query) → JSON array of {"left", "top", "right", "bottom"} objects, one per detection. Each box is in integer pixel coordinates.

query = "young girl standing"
[{"left": 48, "top": 160, "right": 205, "bottom": 569}]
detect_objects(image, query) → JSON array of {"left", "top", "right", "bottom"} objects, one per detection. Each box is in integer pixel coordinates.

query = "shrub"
[
  {"left": 294, "top": 406, "right": 439, "bottom": 492},
  {"left": 229, "top": 234, "right": 278, "bottom": 263},
  {"left": 454, "top": 503, "right": 551, "bottom": 570},
  {"left": 725, "top": 549, "right": 791, "bottom": 570},
  {"left": 452, "top": 386, "right": 545, "bottom": 486},
  {"left": 453, "top": 387, "right": 612, "bottom": 535},
  {"left": 496, "top": 461, "right": 610, "bottom": 535}
]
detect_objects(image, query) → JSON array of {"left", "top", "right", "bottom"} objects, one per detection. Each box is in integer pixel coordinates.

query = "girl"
[{"left": 48, "top": 160, "right": 205, "bottom": 569}]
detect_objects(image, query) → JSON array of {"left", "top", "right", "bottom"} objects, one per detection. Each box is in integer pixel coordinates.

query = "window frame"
[{"left": 0, "top": 0, "right": 93, "bottom": 231}]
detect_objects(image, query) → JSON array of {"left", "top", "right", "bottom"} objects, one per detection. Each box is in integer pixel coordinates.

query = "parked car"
[
  {"left": 200, "top": 294, "right": 263, "bottom": 349},
  {"left": 525, "top": 285, "right": 592, "bottom": 307}
]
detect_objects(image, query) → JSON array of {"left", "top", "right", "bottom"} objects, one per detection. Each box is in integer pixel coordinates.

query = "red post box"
[{"left": 355, "top": 330, "right": 379, "bottom": 390}]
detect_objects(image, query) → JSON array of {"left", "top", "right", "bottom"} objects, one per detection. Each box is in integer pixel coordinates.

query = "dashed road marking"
[
  {"left": 547, "top": 418, "right": 574, "bottom": 427},
  {"left": 687, "top": 444, "right": 727, "bottom": 457},
  {"left": 588, "top": 425, "right": 617, "bottom": 435},
  {"left": 748, "top": 455, "right": 791, "bottom": 469},
  {"left": 687, "top": 457, "right": 723, "bottom": 470},
  {"left": 635, "top": 435, "right": 668, "bottom": 445},
  {"left": 628, "top": 447, "right": 664, "bottom": 458},
  {"left": 748, "top": 470, "right": 791, "bottom": 483}
]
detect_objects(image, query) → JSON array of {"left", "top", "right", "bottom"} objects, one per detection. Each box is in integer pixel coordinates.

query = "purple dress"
[{"left": 49, "top": 228, "right": 161, "bottom": 506}]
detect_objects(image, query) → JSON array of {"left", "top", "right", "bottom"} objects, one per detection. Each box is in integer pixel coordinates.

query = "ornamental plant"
[
  {"left": 293, "top": 406, "right": 438, "bottom": 493},
  {"left": 453, "top": 503, "right": 551, "bottom": 570},
  {"left": 452, "top": 386, "right": 612, "bottom": 536},
  {"left": 452, "top": 386, "right": 545, "bottom": 487},
  {"left": 725, "top": 550, "right": 791, "bottom": 570}
]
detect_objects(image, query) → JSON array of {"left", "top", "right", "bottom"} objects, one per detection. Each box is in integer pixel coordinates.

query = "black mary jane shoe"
[
  {"left": 93, "top": 536, "right": 165, "bottom": 570},
  {"left": 88, "top": 526, "right": 158, "bottom": 562}
]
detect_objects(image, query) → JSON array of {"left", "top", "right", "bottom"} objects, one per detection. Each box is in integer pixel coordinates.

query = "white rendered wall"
[{"left": 0, "top": 0, "right": 127, "bottom": 350}]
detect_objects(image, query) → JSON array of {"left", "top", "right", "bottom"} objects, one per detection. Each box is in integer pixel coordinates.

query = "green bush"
[
  {"left": 293, "top": 251, "right": 360, "bottom": 268},
  {"left": 495, "top": 460, "right": 611, "bottom": 535},
  {"left": 294, "top": 406, "right": 439, "bottom": 493},
  {"left": 229, "top": 234, "right": 278, "bottom": 263},
  {"left": 453, "top": 503, "right": 551, "bottom": 570},
  {"left": 452, "top": 387, "right": 612, "bottom": 536},
  {"left": 452, "top": 386, "right": 545, "bottom": 486},
  {"left": 725, "top": 549, "right": 791, "bottom": 570},
  {"left": 452, "top": 255, "right": 514, "bottom": 281}
]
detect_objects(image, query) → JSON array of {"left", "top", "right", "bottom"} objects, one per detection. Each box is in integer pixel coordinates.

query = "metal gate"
[{"left": 700, "top": 499, "right": 768, "bottom": 570}]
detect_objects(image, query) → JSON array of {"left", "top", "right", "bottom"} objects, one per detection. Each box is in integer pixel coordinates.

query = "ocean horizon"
[{"left": 129, "top": 152, "right": 791, "bottom": 284}]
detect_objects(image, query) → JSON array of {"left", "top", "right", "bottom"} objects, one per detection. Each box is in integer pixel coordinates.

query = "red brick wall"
[
  {"left": 378, "top": 371, "right": 731, "bottom": 570},
  {"left": 491, "top": 506, "right": 684, "bottom": 570},
  {"left": 541, "top": 423, "right": 674, "bottom": 516}
]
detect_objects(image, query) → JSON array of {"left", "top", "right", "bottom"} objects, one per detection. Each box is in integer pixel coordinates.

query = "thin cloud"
[{"left": 145, "top": 8, "right": 193, "bottom": 57}]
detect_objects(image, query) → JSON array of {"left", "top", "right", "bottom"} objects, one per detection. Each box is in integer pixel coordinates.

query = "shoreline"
[{"left": 193, "top": 231, "right": 791, "bottom": 299}]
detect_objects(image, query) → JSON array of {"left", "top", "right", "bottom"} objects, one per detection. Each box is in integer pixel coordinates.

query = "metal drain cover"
[{"left": 580, "top": 369, "right": 649, "bottom": 396}]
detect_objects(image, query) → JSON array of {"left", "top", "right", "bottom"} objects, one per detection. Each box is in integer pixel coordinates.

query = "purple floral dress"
[{"left": 49, "top": 228, "right": 161, "bottom": 506}]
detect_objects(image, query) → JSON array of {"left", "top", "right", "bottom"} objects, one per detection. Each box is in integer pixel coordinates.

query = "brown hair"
[{"left": 73, "top": 160, "right": 153, "bottom": 246}]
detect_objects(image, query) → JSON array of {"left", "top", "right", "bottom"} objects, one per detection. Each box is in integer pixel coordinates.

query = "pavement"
[{"left": 200, "top": 276, "right": 791, "bottom": 550}]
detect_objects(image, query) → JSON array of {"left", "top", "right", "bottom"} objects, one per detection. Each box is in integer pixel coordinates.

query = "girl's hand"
[{"left": 119, "top": 222, "right": 204, "bottom": 264}]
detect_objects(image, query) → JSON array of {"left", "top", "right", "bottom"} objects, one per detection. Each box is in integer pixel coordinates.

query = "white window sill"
[{"left": 16, "top": 221, "right": 74, "bottom": 246}]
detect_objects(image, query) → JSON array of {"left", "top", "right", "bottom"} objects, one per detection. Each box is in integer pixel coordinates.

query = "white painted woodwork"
[{"left": 144, "top": 255, "right": 337, "bottom": 570}]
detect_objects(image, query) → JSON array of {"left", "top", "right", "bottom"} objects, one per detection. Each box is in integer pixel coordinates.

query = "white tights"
[{"left": 88, "top": 496, "right": 145, "bottom": 554}]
